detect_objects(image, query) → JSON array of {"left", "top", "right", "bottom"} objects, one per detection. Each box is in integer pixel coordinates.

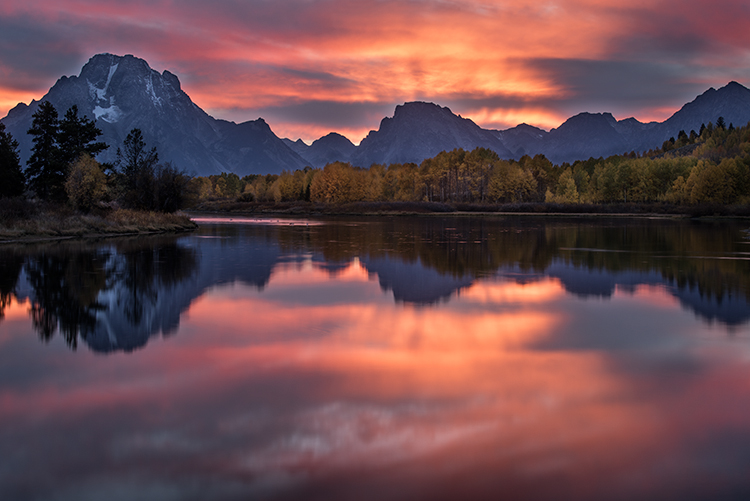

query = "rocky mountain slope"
[
  {"left": 1, "top": 54, "right": 308, "bottom": 176},
  {"left": 350, "top": 101, "right": 514, "bottom": 166},
  {"left": 494, "top": 81, "right": 750, "bottom": 164},
  {"left": 283, "top": 132, "right": 356, "bottom": 168}
]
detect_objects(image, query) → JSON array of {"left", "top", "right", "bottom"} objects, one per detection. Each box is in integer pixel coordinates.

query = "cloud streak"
[{"left": 1, "top": 0, "right": 749, "bottom": 141}]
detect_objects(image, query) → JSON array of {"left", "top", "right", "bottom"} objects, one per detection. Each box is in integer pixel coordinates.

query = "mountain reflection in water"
[
  {"left": 2, "top": 216, "right": 750, "bottom": 353},
  {"left": 3, "top": 216, "right": 750, "bottom": 500}
]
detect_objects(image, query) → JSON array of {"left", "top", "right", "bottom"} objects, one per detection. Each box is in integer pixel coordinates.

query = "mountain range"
[{"left": 3, "top": 53, "right": 750, "bottom": 176}]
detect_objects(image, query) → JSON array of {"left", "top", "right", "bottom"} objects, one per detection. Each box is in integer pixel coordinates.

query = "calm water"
[{"left": 3, "top": 215, "right": 750, "bottom": 500}]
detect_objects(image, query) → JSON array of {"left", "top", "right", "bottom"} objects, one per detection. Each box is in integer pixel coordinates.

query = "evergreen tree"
[
  {"left": 26, "top": 101, "right": 63, "bottom": 201},
  {"left": 0, "top": 123, "right": 25, "bottom": 198},
  {"left": 58, "top": 105, "right": 107, "bottom": 165},
  {"left": 116, "top": 128, "right": 158, "bottom": 209}
]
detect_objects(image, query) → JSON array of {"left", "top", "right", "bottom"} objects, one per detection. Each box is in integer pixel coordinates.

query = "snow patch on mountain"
[
  {"left": 88, "top": 62, "right": 119, "bottom": 102},
  {"left": 145, "top": 75, "right": 162, "bottom": 107},
  {"left": 87, "top": 61, "right": 123, "bottom": 122},
  {"left": 93, "top": 103, "right": 122, "bottom": 123}
]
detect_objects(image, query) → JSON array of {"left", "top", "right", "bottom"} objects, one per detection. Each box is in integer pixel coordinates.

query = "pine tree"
[
  {"left": 26, "top": 101, "right": 63, "bottom": 201},
  {"left": 0, "top": 123, "right": 25, "bottom": 197},
  {"left": 116, "top": 128, "right": 158, "bottom": 209},
  {"left": 58, "top": 105, "right": 107, "bottom": 165}
]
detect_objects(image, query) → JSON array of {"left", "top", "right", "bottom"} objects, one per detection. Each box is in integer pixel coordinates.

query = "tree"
[
  {"left": 222, "top": 173, "right": 242, "bottom": 198},
  {"left": 676, "top": 130, "right": 688, "bottom": 147},
  {"left": 115, "top": 128, "right": 158, "bottom": 209},
  {"left": 58, "top": 105, "right": 107, "bottom": 165},
  {"left": 26, "top": 101, "right": 63, "bottom": 201},
  {"left": 546, "top": 167, "right": 579, "bottom": 203},
  {"left": 153, "top": 162, "right": 191, "bottom": 212},
  {"left": 310, "top": 162, "right": 364, "bottom": 203},
  {"left": 65, "top": 154, "right": 107, "bottom": 212},
  {"left": 0, "top": 123, "right": 25, "bottom": 198},
  {"left": 488, "top": 160, "right": 535, "bottom": 202},
  {"left": 276, "top": 170, "right": 303, "bottom": 201},
  {"left": 687, "top": 159, "right": 738, "bottom": 204},
  {"left": 190, "top": 177, "right": 214, "bottom": 200},
  {"left": 716, "top": 116, "right": 726, "bottom": 130}
]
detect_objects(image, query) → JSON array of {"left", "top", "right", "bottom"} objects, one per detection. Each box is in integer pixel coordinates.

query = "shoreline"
[
  {"left": 0, "top": 227, "right": 197, "bottom": 245},
  {"left": 188, "top": 209, "right": 692, "bottom": 220},
  {"left": 188, "top": 200, "right": 750, "bottom": 220},
  {"left": 3, "top": 201, "right": 748, "bottom": 245},
  {"left": 0, "top": 207, "right": 197, "bottom": 245}
]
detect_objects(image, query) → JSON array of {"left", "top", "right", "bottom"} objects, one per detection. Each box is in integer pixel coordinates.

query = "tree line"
[
  {"left": 0, "top": 101, "right": 190, "bottom": 212},
  {"left": 3, "top": 102, "right": 749, "bottom": 210},
  {"left": 191, "top": 118, "right": 750, "bottom": 207}
]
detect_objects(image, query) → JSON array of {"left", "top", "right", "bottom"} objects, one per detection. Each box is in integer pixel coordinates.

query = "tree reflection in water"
[
  {"left": 4, "top": 217, "right": 750, "bottom": 501},
  {"left": 24, "top": 248, "right": 108, "bottom": 348},
  {"left": 2, "top": 216, "right": 750, "bottom": 352},
  {"left": 0, "top": 236, "right": 197, "bottom": 351}
]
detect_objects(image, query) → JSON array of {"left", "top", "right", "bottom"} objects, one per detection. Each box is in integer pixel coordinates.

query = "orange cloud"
[{"left": 1, "top": 0, "right": 748, "bottom": 142}]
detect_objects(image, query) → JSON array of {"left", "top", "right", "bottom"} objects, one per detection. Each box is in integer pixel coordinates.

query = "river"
[{"left": 2, "top": 215, "right": 750, "bottom": 500}]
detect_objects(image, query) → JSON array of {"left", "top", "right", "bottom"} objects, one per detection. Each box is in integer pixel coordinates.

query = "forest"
[
  {"left": 2, "top": 100, "right": 750, "bottom": 213},
  {"left": 191, "top": 118, "right": 750, "bottom": 208},
  {"left": 0, "top": 101, "right": 191, "bottom": 213}
]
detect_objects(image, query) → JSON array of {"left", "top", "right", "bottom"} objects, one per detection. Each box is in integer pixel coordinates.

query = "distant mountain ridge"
[
  {"left": 489, "top": 82, "right": 750, "bottom": 164},
  {"left": 2, "top": 53, "right": 750, "bottom": 174},
  {"left": 282, "top": 132, "right": 357, "bottom": 168},
  {"left": 350, "top": 101, "right": 514, "bottom": 166}
]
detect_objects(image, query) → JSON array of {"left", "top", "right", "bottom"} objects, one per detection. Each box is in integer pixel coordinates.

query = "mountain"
[
  {"left": 495, "top": 123, "right": 548, "bottom": 157},
  {"left": 495, "top": 81, "right": 750, "bottom": 164},
  {"left": 0, "top": 53, "right": 308, "bottom": 176},
  {"left": 350, "top": 101, "right": 514, "bottom": 167},
  {"left": 283, "top": 132, "right": 357, "bottom": 168},
  {"left": 660, "top": 81, "right": 750, "bottom": 139},
  {"left": 541, "top": 112, "right": 631, "bottom": 163},
  {"left": 3, "top": 52, "right": 750, "bottom": 173}
]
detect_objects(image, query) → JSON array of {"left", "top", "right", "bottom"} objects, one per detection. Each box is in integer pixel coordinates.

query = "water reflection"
[
  {"left": 192, "top": 216, "right": 750, "bottom": 321},
  {"left": 1, "top": 237, "right": 197, "bottom": 351},
  {"left": 0, "top": 248, "right": 23, "bottom": 320},
  {"left": 3, "top": 216, "right": 750, "bottom": 500},
  {"left": 2, "top": 217, "right": 750, "bottom": 354}
]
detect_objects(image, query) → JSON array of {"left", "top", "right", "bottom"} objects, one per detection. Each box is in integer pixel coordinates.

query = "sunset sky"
[{"left": 1, "top": 0, "right": 749, "bottom": 143}]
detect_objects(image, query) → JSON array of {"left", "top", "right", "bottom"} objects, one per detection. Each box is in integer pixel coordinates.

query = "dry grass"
[{"left": 0, "top": 200, "right": 196, "bottom": 242}]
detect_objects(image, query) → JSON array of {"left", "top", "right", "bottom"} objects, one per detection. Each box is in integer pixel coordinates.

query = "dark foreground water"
[{"left": 3, "top": 215, "right": 750, "bottom": 500}]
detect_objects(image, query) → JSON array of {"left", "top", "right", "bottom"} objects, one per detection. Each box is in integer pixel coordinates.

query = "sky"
[{"left": 1, "top": 0, "right": 750, "bottom": 143}]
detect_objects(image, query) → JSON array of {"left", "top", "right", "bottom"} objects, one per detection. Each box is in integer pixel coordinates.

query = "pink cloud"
[{"left": 1, "top": 0, "right": 748, "bottom": 141}]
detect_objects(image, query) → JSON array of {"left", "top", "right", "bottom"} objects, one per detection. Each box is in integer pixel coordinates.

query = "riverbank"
[
  {"left": 191, "top": 199, "right": 750, "bottom": 218},
  {"left": 0, "top": 200, "right": 197, "bottom": 243}
]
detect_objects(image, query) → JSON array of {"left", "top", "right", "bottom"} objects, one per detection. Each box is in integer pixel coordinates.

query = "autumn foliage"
[{"left": 191, "top": 119, "right": 750, "bottom": 208}]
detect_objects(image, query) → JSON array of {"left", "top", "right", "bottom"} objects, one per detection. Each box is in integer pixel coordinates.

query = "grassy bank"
[
  {"left": 0, "top": 199, "right": 197, "bottom": 243},
  {"left": 191, "top": 199, "right": 750, "bottom": 218}
]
